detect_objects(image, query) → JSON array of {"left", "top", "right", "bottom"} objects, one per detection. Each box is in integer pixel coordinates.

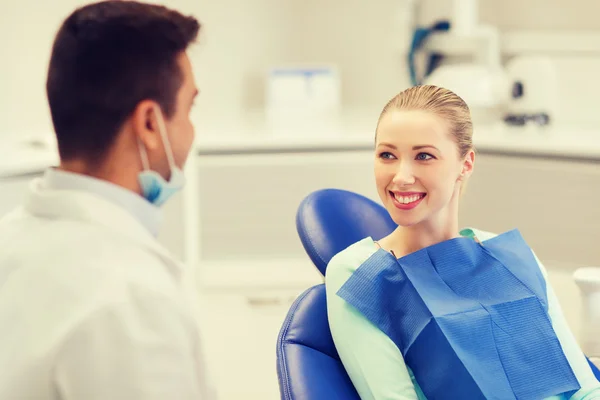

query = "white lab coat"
[{"left": 0, "top": 178, "right": 212, "bottom": 399}]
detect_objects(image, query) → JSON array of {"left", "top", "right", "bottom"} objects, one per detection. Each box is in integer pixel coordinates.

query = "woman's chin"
[{"left": 390, "top": 212, "right": 425, "bottom": 228}]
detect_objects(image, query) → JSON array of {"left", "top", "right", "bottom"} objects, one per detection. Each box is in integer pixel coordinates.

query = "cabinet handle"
[{"left": 246, "top": 296, "right": 282, "bottom": 307}]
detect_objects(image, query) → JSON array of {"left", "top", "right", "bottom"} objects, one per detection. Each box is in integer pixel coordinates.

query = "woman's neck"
[
  {"left": 379, "top": 205, "right": 461, "bottom": 257},
  {"left": 389, "top": 223, "right": 460, "bottom": 256}
]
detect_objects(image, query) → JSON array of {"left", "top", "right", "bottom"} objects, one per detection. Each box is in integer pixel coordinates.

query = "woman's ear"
[{"left": 460, "top": 149, "right": 475, "bottom": 179}]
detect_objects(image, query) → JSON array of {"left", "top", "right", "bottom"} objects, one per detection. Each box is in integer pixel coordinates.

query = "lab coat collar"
[
  {"left": 42, "top": 168, "right": 162, "bottom": 237},
  {"left": 24, "top": 176, "right": 182, "bottom": 277}
]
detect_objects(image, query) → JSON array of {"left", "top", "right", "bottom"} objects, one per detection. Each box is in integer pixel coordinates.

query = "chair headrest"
[{"left": 296, "top": 188, "right": 397, "bottom": 275}]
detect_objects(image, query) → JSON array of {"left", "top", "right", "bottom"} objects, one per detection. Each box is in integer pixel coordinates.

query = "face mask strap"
[
  {"left": 153, "top": 104, "right": 177, "bottom": 171},
  {"left": 137, "top": 137, "right": 151, "bottom": 171}
]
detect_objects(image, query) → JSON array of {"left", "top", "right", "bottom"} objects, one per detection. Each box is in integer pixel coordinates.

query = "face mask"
[{"left": 137, "top": 105, "right": 186, "bottom": 207}]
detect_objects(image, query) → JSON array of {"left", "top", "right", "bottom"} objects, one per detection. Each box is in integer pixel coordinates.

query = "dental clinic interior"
[{"left": 1, "top": 0, "right": 599, "bottom": 398}]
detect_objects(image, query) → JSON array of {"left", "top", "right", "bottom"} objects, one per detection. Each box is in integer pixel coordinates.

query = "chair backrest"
[
  {"left": 295, "top": 188, "right": 397, "bottom": 276},
  {"left": 588, "top": 358, "right": 600, "bottom": 380},
  {"left": 276, "top": 188, "right": 394, "bottom": 399},
  {"left": 276, "top": 284, "right": 360, "bottom": 400}
]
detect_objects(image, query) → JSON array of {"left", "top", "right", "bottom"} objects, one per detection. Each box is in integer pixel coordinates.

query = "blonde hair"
[{"left": 376, "top": 85, "right": 473, "bottom": 158}]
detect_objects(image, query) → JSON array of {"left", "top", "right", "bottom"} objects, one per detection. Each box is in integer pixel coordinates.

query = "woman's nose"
[{"left": 391, "top": 162, "right": 416, "bottom": 186}]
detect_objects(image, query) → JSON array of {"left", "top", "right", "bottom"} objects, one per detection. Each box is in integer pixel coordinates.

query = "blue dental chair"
[
  {"left": 276, "top": 188, "right": 600, "bottom": 399},
  {"left": 276, "top": 189, "right": 396, "bottom": 399}
]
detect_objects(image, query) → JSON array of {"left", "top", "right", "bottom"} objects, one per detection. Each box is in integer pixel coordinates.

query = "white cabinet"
[
  {"left": 199, "top": 288, "right": 302, "bottom": 400},
  {"left": 459, "top": 153, "right": 600, "bottom": 266},
  {"left": 192, "top": 148, "right": 600, "bottom": 269},
  {"left": 195, "top": 150, "right": 377, "bottom": 262},
  {"left": 196, "top": 260, "right": 322, "bottom": 400},
  {"left": 192, "top": 148, "right": 600, "bottom": 267}
]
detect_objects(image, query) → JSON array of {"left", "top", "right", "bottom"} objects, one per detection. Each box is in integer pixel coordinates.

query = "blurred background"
[{"left": 1, "top": 0, "right": 599, "bottom": 398}]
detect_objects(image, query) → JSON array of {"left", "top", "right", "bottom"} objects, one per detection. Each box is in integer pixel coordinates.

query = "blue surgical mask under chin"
[
  {"left": 137, "top": 105, "right": 186, "bottom": 207},
  {"left": 138, "top": 167, "right": 186, "bottom": 207}
]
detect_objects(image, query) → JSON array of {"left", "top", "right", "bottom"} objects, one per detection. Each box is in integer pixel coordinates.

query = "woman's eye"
[
  {"left": 379, "top": 152, "right": 395, "bottom": 160},
  {"left": 416, "top": 152, "right": 434, "bottom": 161}
]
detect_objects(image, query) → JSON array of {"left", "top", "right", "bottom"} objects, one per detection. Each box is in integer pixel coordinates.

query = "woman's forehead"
[{"left": 376, "top": 110, "right": 452, "bottom": 146}]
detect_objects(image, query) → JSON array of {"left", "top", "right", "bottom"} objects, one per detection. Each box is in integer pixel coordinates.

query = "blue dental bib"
[{"left": 337, "top": 229, "right": 580, "bottom": 400}]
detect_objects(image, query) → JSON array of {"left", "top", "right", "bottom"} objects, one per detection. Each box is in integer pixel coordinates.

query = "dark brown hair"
[{"left": 46, "top": 0, "right": 200, "bottom": 163}]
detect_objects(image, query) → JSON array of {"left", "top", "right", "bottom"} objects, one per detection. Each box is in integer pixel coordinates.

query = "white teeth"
[{"left": 393, "top": 193, "right": 424, "bottom": 204}]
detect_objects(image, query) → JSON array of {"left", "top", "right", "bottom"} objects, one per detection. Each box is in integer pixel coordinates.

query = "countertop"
[
  {"left": 195, "top": 127, "right": 600, "bottom": 160},
  {"left": 1, "top": 114, "right": 599, "bottom": 179},
  {"left": 194, "top": 113, "right": 600, "bottom": 161},
  {"left": 0, "top": 137, "right": 59, "bottom": 179}
]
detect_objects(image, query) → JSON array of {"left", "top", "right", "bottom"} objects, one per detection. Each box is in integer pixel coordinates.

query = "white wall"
[
  {"left": 287, "top": 0, "right": 600, "bottom": 125},
  {"left": 2, "top": 0, "right": 600, "bottom": 140},
  {"left": 286, "top": 0, "right": 414, "bottom": 111},
  {"left": 191, "top": 0, "right": 291, "bottom": 115},
  {"left": 0, "top": 0, "right": 291, "bottom": 140},
  {"left": 478, "top": 0, "right": 600, "bottom": 30},
  {"left": 0, "top": 0, "right": 72, "bottom": 139}
]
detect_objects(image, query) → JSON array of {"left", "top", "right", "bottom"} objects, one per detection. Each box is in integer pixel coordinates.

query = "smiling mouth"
[{"left": 390, "top": 192, "right": 426, "bottom": 204}]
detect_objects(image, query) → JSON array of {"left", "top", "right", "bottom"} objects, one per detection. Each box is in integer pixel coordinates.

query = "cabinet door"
[
  {"left": 199, "top": 287, "right": 307, "bottom": 400},
  {"left": 460, "top": 154, "right": 600, "bottom": 267},
  {"left": 157, "top": 190, "right": 186, "bottom": 260},
  {"left": 196, "top": 150, "right": 378, "bottom": 261}
]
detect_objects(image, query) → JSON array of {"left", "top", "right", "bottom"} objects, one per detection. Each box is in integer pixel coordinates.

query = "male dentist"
[{"left": 0, "top": 1, "right": 211, "bottom": 399}]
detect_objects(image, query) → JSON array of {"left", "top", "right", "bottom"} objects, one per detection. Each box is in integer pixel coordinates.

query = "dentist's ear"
[{"left": 132, "top": 100, "right": 161, "bottom": 151}]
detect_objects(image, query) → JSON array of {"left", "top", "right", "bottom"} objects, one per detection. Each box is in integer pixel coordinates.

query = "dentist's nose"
[{"left": 392, "top": 161, "right": 416, "bottom": 186}]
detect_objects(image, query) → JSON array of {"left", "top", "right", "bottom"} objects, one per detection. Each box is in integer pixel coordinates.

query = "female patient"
[{"left": 325, "top": 85, "right": 600, "bottom": 400}]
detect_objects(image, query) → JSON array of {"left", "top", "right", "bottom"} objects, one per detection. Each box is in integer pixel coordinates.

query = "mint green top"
[{"left": 325, "top": 228, "right": 600, "bottom": 400}]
